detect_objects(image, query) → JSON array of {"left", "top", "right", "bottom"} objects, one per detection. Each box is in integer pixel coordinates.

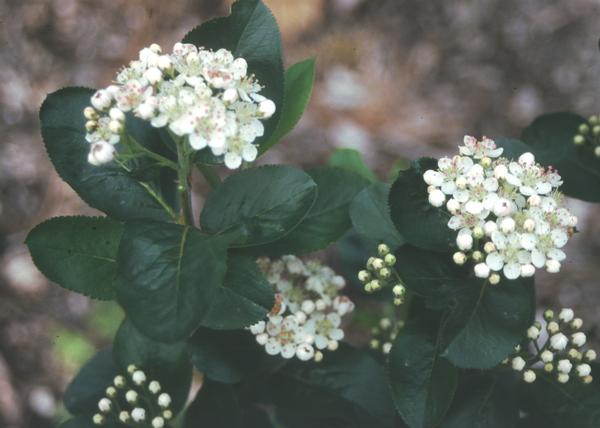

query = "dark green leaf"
[
  {"left": 182, "top": 0, "right": 284, "bottom": 151},
  {"left": 64, "top": 348, "right": 117, "bottom": 416},
  {"left": 260, "top": 58, "right": 316, "bottom": 155},
  {"left": 269, "top": 345, "right": 396, "bottom": 428},
  {"left": 184, "top": 380, "right": 242, "bottom": 428},
  {"left": 200, "top": 165, "right": 317, "bottom": 247},
  {"left": 521, "top": 113, "right": 600, "bottom": 202},
  {"left": 389, "top": 158, "right": 454, "bottom": 252},
  {"left": 389, "top": 321, "right": 458, "bottom": 428},
  {"left": 115, "top": 221, "right": 229, "bottom": 342},
  {"left": 39, "top": 87, "right": 173, "bottom": 221},
  {"left": 187, "top": 328, "right": 281, "bottom": 384},
  {"left": 249, "top": 167, "right": 369, "bottom": 255},
  {"left": 201, "top": 253, "right": 274, "bottom": 330},
  {"left": 113, "top": 319, "right": 192, "bottom": 413},
  {"left": 26, "top": 216, "right": 121, "bottom": 300},
  {"left": 57, "top": 416, "right": 102, "bottom": 428},
  {"left": 350, "top": 182, "right": 404, "bottom": 249},
  {"left": 395, "top": 245, "right": 535, "bottom": 369},
  {"left": 329, "top": 148, "right": 376, "bottom": 182}
]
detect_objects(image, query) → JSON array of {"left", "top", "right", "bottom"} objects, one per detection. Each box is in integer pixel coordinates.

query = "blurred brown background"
[{"left": 1, "top": 0, "right": 600, "bottom": 426}]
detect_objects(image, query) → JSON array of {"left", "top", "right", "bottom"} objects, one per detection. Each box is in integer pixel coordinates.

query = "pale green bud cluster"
[
  {"left": 369, "top": 317, "right": 404, "bottom": 355},
  {"left": 573, "top": 115, "right": 600, "bottom": 157},
  {"left": 357, "top": 243, "right": 406, "bottom": 305}
]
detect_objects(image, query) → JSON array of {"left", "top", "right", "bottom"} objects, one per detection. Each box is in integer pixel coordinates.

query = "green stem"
[
  {"left": 123, "top": 134, "right": 178, "bottom": 170},
  {"left": 196, "top": 162, "right": 222, "bottom": 189},
  {"left": 177, "top": 144, "right": 194, "bottom": 226}
]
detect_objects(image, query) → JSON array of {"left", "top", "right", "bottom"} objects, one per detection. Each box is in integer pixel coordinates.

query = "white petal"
[
  {"left": 224, "top": 152, "right": 242, "bottom": 169},
  {"left": 503, "top": 263, "right": 521, "bottom": 280},
  {"left": 531, "top": 249, "right": 546, "bottom": 268},
  {"left": 486, "top": 252, "right": 504, "bottom": 271},
  {"left": 519, "top": 233, "right": 537, "bottom": 250}
]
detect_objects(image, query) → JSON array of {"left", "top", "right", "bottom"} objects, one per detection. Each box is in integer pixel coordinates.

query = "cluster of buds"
[
  {"left": 84, "top": 42, "right": 276, "bottom": 169},
  {"left": 358, "top": 244, "right": 406, "bottom": 305},
  {"left": 369, "top": 317, "right": 404, "bottom": 355},
  {"left": 424, "top": 136, "right": 577, "bottom": 282},
  {"left": 92, "top": 365, "right": 173, "bottom": 427},
  {"left": 573, "top": 115, "right": 600, "bottom": 157},
  {"left": 249, "top": 256, "right": 355, "bottom": 362},
  {"left": 504, "top": 308, "right": 596, "bottom": 384}
]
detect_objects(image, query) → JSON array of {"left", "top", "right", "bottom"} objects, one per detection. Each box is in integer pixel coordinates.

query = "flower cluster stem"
[{"left": 177, "top": 144, "right": 194, "bottom": 226}]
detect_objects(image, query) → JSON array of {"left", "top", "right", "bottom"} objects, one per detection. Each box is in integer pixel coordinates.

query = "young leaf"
[
  {"left": 520, "top": 112, "right": 600, "bottom": 202},
  {"left": 329, "top": 148, "right": 376, "bottom": 182},
  {"left": 268, "top": 345, "right": 397, "bottom": 428},
  {"left": 350, "top": 182, "right": 404, "bottom": 250},
  {"left": 248, "top": 167, "right": 369, "bottom": 255},
  {"left": 113, "top": 319, "right": 193, "bottom": 413},
  {"left": 388, "top": 321, "right": 458, "bottom": 428},
  {"left": 200, "top": 253, "right": 274, "bottom": 330},
  {"left": 184, "top": 380, "right": 242, "bottom": 428},
  {"left": 26, "top": 216, "right": 122, "bottom": 300},
  {"left": 389, "top": 158, "right": 454, "bottom": 252},
  {"left": 115, "top": 221, "right": 229, "bottom": 342},
  {"left": 182, "top": 0, "right": 284, "bottom": 150},
  {"left": 63, "top": 348, "right": 117, "bottom": 416},
  {"left": 187, "top": 328, "right": 282, "bottom": 384},
  {"left": 200, "top": 165, "right": 317, "bottom": 247},
  {"left": 39, "top": 87, "right": 173, "bottom": 222},
  {"left": 395, "top": 245, "right": 535, "bottom": 369}
]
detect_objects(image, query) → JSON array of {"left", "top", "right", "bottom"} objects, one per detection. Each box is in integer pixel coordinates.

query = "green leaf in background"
[
  {"left": 63, "top": 348, "right": 117, "bottom": 416},
  {"left": 39, "top": 87, "right": 173, "bottom": 222},
  {"left": 201, "top": 253, "right": 274, "bottom": 330},
  {"left": 260, "top": 57, "right": 316, "bottom": 155},
  {"left": 389, "top": 158, "right": 454, "bottom": 252},
  {"left": 200, "top": 165, "right": 317, "bottom": 247},
  {"left": 249, "top": 167, "right": 369, "bottom": 255},
  {"left": 58, "top": 416, "right": 101, "bottom": 428},
  {"left": 26, "top": 216, "right": 122, "bottom": 300},
  {"left": 350, "top": 182, "right": 404, "bottom": 250},
  {"left": 329, "top": 148, "right": 377, "bottom": 182},
  {"left": 115, "top": 221, "right": 229, "bottom": 342},
  {"left": 395, "top": 245, "right": 535, "bottom": 369},
  {"left": 113, "top": 319, "right": 193, "bottom": 413},
  {"left": 269, "top": 345, "right": 397, "bottom": 428},
  {"left": 442, "top": 375, "right": 518, "bottom": 428},
  {"left": 182, "top": 0, "right": 284, "bottom": 152},
  {"left": 184, "top": 380, "right": 242, "bottom": 428},
  {"left": 520, "top": 112, "right": 600, "bottom": 202},
  {"left": 388, "top": 321, "right": 458, "bottom": 428},
  {"left": 187, "top": 328, "right": 282, "bottom": 384}
]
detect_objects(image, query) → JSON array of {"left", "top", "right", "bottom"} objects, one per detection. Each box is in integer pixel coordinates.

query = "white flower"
[
  {"left": 558, "top": 308, "right": 574, "bottom": 323},
  {"left": 304, "top": 313, "right": 344, "bottom": 350},
  {"left": 540, "top": 350, "right": 554, "bottom": 363},
  {"left": 131, "top": 407, "right": 146, "bottom": 422},
  {"left": 512, "top": 356, "right": 526, "bottom": 371},
  {"left": 91, "top": 89, "right": 112, "bottom": 110},
  {"left": 149, "top": 381, "right": 161, "bottom": 394},
  {"left": 572, "top": 332, "right": 586, "bottom": 347},
  {"left": 557, "top": 359, "right": 573, "bottom": 374},
  {"left": 125, "top": 390, "right": 138, "bottom": 403},
  {"left": 474, "top": 263, "right": 490, "bottom": 278},
  {"left": 132, "top": 370, "right": 146, "bottom": 385},
  {"left": 158, "top": 393, "right": 171, "bottom": 409},
  {"left": 576, "top": 364, "right": 592, "bottom": 377},
  {"left": 87, "top": 142, "right": 116, "bottom": 166},
  {"left": 152, "top": 417, "right": 165, "bottom": 428},
  {"left": 557, "top": 373, "right": 569, "bottom": 383},
  {"left": 527, "top": 326, "right": 540, "bottom": 340},
  {"left": 550, "top": 333, "right": 569, "bottom": 351},
  {"left": 428, "top": 189, "right": 446, "bottom": 207},
  {"left": 523, "top": 369, "right": 536, "bottom": 383},
  {"left": 98, "top": 398, "right": 111, "bottom": 413}
]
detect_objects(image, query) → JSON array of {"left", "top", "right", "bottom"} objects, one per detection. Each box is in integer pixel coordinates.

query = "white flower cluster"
[
  {"left": 84, "top": 42, "right": 276, "bottom": 169},
  {"left": 423, "top": 136, "right": 577, "bottom": 281},
  {"left": 505, "top": 308, "right": 596, "bottom": 384},
  {"left": 357, "top": 244, "right": 406, "bottom": 305},
  {"left": 369, "top": 317, "right": 404, "bottom": 355},
  {"left": 92, "top": 365, "right": 173, "bottom": 427},
  {"left": 249, "top": 256, "right": 355, "bottom": 362}
]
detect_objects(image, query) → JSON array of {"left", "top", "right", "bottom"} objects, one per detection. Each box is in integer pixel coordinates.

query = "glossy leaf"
[
  {"left": 115, "top": 221, "right": 229, "bottom": 342},
  {"left": 184, "top": 380, "right": 242, "bottom": 428},
  {"left": 389, "top": 322, "right": 458, "bottom": 428},
  {"left": 350, "top": 182, "right": 404, "bottom": 249},
  {"left": 260, "top": 58, "right": 316, "bottom": 155},
  {"left": 389, "top": 158, "right": 454, "bottom": 252},
  {"left": 39, "top": 87, "right": 173, "bottom": 221},
  {"left": 200, "top": 165, "right": 317, "bottom": 247},
  {"left": 113, "top": 319, "right": 192, "bottom": 413},
  {"left": 201, "top": 253, "right": 274, "bottom": 330},
  {"left": 26, "top": 216, "right": 121, "bottom": 300}
]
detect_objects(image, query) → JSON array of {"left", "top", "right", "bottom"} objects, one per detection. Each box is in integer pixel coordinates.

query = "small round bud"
[
  {"left": 480, "top": 156, "right": 492, "bottom": 167},
  {"left": 518, "top": 152, "right": 535, "bottom": 166},
  {"left": 105, "top": 386, "right": 117, "bottom": 398},
  {"left": 572, "top": 332, "right": 587, "bottom": 347},
  {"left": 328, "top": 340, "right": 339, "bottom": 351},
  {"left": 364, "top": 282, "right": 373, "bottom": 293},
  {"left": 520, "top": 264, "right": 535, "bottom": 278},
  {"left": 493, "top": 198, "right": 513, "bottom": 217},
  {"left": 585, "top": 350, "right": 597, "bottom": 362},
  {"left": 392, "top": 284, "right": 405, "bottom": 296},
  {"left": 384, "top": 254, "right": 397, "bottom": 266},
  {"left": 370, "top": 339, "right": 380, "bottom": 349},
  {"left": 85, "top": 120, "right": 97, "bottom": 132},
  {"left": 84, "top": 107, "right": 98, "bottom": 120},
  {"left": 543, "top": 309, "right": 554, "bottom": 321},
  {"left": 378, "top": 267, "right": 391, "bottom": 279},
  {"left": 523, "top": 370, "right": 536, "bottom": 383},
  {"left": 91, "top": 89, "right": 112, "bottom": 111},
  {"left": 114, "top": 375, "right": 126, "bottom": 388},
  {"left": 547, "top": 321, "right": 560, "bottom": 334},
  {"left": 558, "top": 308, "right": 574, "bottom": 323},
  {"left": 453, "top": 252, "right": 467, "bottom": 265},
  {"left": 316, "top": 298, "right": 327, "bottom": 311},
  {"left": 550, "top": 332, "right": 568, "bottom": 350},
  {"left": 428, "top": 189, "right": 446, "bottom": 207},
  {"left": 511, "top": 356, "right": 526, "bottom": 371},
  {"left": 119, "top": 411, "right": 130, "bottom": 423},
  {"left": 358, "top": 270, "right": 371, "bottom": 283},
  {"left": 370, "top": 280, "right": 381, "bottom": 291},
  {"left": 474, "top": 263, "right": 490, "bottom": 278},
  {"left": 149, "top": 380, "right": 162, "bottom": 394},
  {"left": 472, "top": 251, "right": 484, "bottom": 262},
  {"left": 528, "top": 195, "right": 541, "bottom": 207},
  {"left": 446, "top": 198, "right": 460, "bottom": 214},
  {"left": 152, "top": 417, "right": 165, "bottom": 428},
  {"left": 372, "top": 258, "right": 384, "bottom": 270},
  {"left": 382, "top": 342, "right": 392, "bottom": 354},
  {"left": 544, "top": 363, "right": 554, "bottom": 372},
  {"left": 568, "top": 349, "right": 582, "bottom": 360},
  {"left": 541, "top": 350, "right": 554, "bottom": 363},
  {"left": 222, "top": 88, "right": 238, "bottom": 103},
  {"left": 108, "top": 120, "right": 123, "bottom": 134},
  {"left": 455, "top": 176, "right": 467, "bottom": 189},
  {"left": 258, "top": 99, "right": 276, "bottom": 118},
  {"left": 380, "top": 318, "right": 392, "bottom": 329},
  {"left": 393, "top": 297, "right": 404, "bottom": 306},
  {"left": 589, "top": 115, "right": 599, "bottom": 125},
  {"left": 573, "top": 135, "right": 586, "bottom": 145},
  {"left": 301, "top": 300, "right": 316, "bottom": 314},
  {"left": 571, "top": 318, "right": 583, "bottom": 329},
  {"left": 378, "top": 243, "right": 390, "bottom": 256},
  {"left": 484, "top": 221, "right": 497, "bottom": 236},
  {"left": 131, "top": 407, "right": 146, "bottom": 422},
  {"left": 93, "top": 414, "right": 105, "bottom": 425},
  {"left": 583, "top": 375, "right": 593, "bottom": 384},
  {"left": 126, "top": 390, "right": 138, "bottom": 404},
  {"left": 557, "top": 359, "right": 573, "bottom": 374},
  {"left": 456, "top": 233, "right": 473, "bottom": 251},
  {"left": 483, "top": 242, "right": 496, "bottom": 254},
  {"left": 594, "top": 125, "right": 600, "bottom": 136},
  {"left": 527, "top": 326, "right": 540, "bottom": 340},
  {"left": 500, "top": 217, "right": 516, "bottom": 233},
  {"left": 158, "top": 393, "right": 172, "bottom": 409},
  {"left": 594, "top": 146, "right": 600, "bottom": 158},
  {"left": 473, "top": 226, "right": 484, "bottom": 239},
  {"left": 489, "top": 273, "right": 501, "bottom": 285},
  {"left": 557, "top": 373, "right": 569, "bottom": 383},
  {"left": 109, "top": 107, "right": 125, "bottom": 122},
  {"left": 127, "top": 364, "right": 137, "bottom": 374},
  {"left": 98, "top": 398, "right": 111, "bottom": 413},
  {"left": 132, "top": 370, "right": 147, "bottom": 385},
  {"left": 314, "top": 351, "right": 324, "bottom": 363},
  {"left": 578, "top": 123, "right": 590, "bottom": 134},
  {"left": 523, "top": 218, "right": 536, "bottom": 232}
]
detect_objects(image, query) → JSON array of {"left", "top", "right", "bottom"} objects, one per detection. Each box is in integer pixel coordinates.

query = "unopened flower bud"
[
  {"left": 314, "top": 351, "right": 324, "bottom": 362},
  {"left": 372, "top": 258, "right": 384, "bottom": 270},
  {"left": 382, "top": 342, "right": 392, "bottom": 354},
  {"left": 557, "top": 373, "right": 569, "bottom": 383},
  {"left": 528, "top": 195, "right": 541, "bottom": 207},
  {"left": 543, "top": 309, "right": 554, "bottom": 321},
  {"left": 149, "top": 380, "right": 161, "bottom": 394},
  {"left": 393, "top": 297, "right": 404, "bottom": 306},
  {"left": 223, "top": 88, "right": 238, "bottom": 103},
  {"left": 544, "top": 363, "right": 554, "bottom": 372},
  {"left": 132, "top": 370, "right": 147, "bottom": 385},
  {"left": 258, "top": 99, "right": 276, "bottom": 118},
  {"left": 84, "top": 106, "right": 98, "bottom": 120},
  {"left": 568, "top": 349, "right": 582, "bottom": 361},
  {"left": 93, "top": 414, "right": 105, "bottom": 425},
  {"left": 453, "top": 252, "right": 467, "bottom": 265},
  {"left": 91, "top": 89, "right": 112, "bottom": 111},
  {"left": 480, "top": 156, "right": 492, "bottom": 167},
  {"left": 152, "top": 417, "right": 165, "bottom": 428},
  {"left": 572, "top": 332, "right": 587, "bottom": 347},
  {"left": 378, "top": 243, "right": 390, "bottom": 256},
  {"left": 488, "top": 273, "right": 501, "bottom": 285},
  {"left": 474, "top": 263, "right": 490, "bottom": 278},
  {"left": 559, "top": 308, "right": 574, "bottom": 323},
  {"left": 523, "top": 218, "right": 535, "bottom": 232},
  {"left": 527, "top": 326, "right": 540, "bottom": 340},
  {"left": 98, "top": 398, "right": 111, "bottom": 413},
  {"left": 578, "top": 124, "right": 590, "bottom": 134},
  {"left": 557, "top": 359, "right": 573, "bottom": 374},
  {"left": 163, "top": 410, "right": 173, "bottom": 420},
  {"left": 428, "top": 189, "right": 445, "bottom": 207},
  {"left": 518, "top": 152, "right": 535, "bottom": 166},
  {"left": 573, "top": 135, "right": 585, "bottom": 145},
  {"left": 571, "top": 318, "right": 583, "bottom": 329},
  {"left": 119, "top": 411, "right": 130, "bottom": 423},
  {"left": 384, "top": 254, "right": 396, "bottom": 266},
  {"left": 585, "top": 350, "right": 597, "bottom": 362},
  {"left": 126, "top": 390, "right": 138, "bottom": 404},
  {"left": 589, "top": 115, "right": 599, "bottom": 125},
  {"left": 594, "top": 125, "right": 600, "bottom": 136},
  {"left": 472, "top": 251, "right": 484, "bottom": 262},
  {"left": 158, "top": 393, "right": 171, "bottom": 409},
  {"left": 446, "top": 198, "right": 460, "bottom": 214},
  {"left": 547, "top": 321, "right": 560, "bottom": 334},
  {"left": 455, "top": 176, "right": 467, "bottom": 189},
  {"left": 358, "top": 270, "right": 370, "bottom": 283},
  {"left": 595, "top": 147, "right": 600, "bottom": 158},
  {"left": 114, "top": 375, "right": 126, "bottom": 388},
  {"left": 550, "top": 332, "right": 568, "bottom": 350},
  {"left": 473, "top": 226, "right": 484, "bottom": 239},
  {"left": 131, "top": 408, "right": 146, "bottom": 422},
  {"left": 105, "top": 386, "right": 117, "bottom": 398},
  {"left": 483, "top": 242, "right": 496, "bottom": 253},
  {"left": 378, "top": 267, "right": 391, "bottom": 279},
  {"left": 512, "top": 356, "right": 526, "bottom": 371},
  {"left": 392, "top": 284, "right": 405, "bottom": 296},
  {"left": 541, "top": 350, "right": 554, "bottom": 363},
  {"left": 500, "top": 217, "right": 516, "bottom": 233},
  {"left": 583, "top": 375, "right": 593, "bottom": 384},
  {"left": 456, "top": 233, "right": 473, "bottom": 251},
  {"left": 85, "top": 120, "right": 98, "bottom": 132},
  {"left": 523, "top": 369, "right": 536, "bottom": 383},
  {"left": 108, "top": 120, "right": 123, "bottom": 134}
]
